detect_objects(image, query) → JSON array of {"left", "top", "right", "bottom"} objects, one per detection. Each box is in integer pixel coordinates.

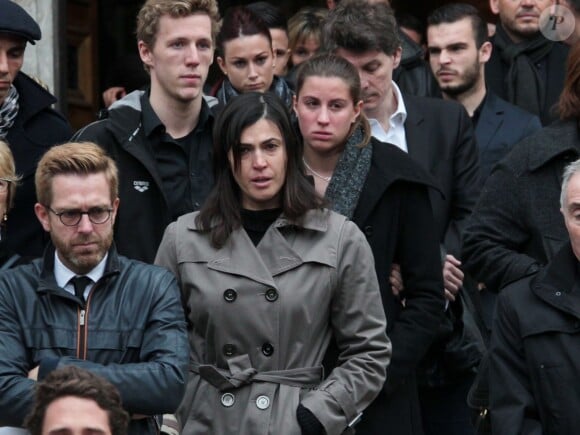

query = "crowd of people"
[{"left": 0, "top": 0, "right": 579, "bottom": 434}]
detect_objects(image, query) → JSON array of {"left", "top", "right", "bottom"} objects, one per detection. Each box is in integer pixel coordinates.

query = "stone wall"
[{"left": 13, "top": 0, "right": 59, "bottom": 96}]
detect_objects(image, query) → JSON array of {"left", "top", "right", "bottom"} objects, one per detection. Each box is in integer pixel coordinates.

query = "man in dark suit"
[
  {"left": 427, "top": 3, "right": 542, "bottom": 338},
  {"left": 426, "top": 3, "right": 542, "bottom": 181},
  {"left": 486, "top": 0, "right": 569, "bottom": 125},
  {"left": 323, "top": 1, "right": 481, "bottom": 434}
]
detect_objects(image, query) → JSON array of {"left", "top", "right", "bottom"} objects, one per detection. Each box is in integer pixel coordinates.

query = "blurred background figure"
[
  {"left": 397, "top": 12, "right": 427, "bottom": 55},
  {"left": 101, "top": 52, "right": 149, "bottom": 109},
  {"left": 286, "top": 7, "right": 328, "bottom": 88}
]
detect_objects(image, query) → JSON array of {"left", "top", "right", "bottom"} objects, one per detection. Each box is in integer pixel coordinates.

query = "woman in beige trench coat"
[{"left": 155, "top": 92, "right": 391, "bottom": 435}]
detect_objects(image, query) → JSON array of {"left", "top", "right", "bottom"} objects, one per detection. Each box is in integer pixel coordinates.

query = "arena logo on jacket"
[{"left": 133, "top": 180, "right": 150, "bottom": 193}]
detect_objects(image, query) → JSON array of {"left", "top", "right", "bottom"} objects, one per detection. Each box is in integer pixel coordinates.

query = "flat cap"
[{"left": 0, "top": 0, "right": 41, "bottom": 44}]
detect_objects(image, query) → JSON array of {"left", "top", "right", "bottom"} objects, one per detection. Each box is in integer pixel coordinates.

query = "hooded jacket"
[{"left": 73, "top": 91, "right": 215, "bottom": 263}]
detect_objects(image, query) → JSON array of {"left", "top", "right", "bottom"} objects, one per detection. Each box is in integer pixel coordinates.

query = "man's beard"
[
  {"left": 53, "top": 232, "right": 113, "bottom": 275},
  {"left": 439, "top": 61, "right": 480, "bottom": 97}
]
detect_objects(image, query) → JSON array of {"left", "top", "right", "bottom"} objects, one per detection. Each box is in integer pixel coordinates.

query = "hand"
[
  {"left": 28, "top": 366, "right": 39, "bottom": 380},
  {"left": 443, "top": 254, "right": 464, "bottom": 302},
  {"left": 389, "top": 263, "right": 404, "bottom": 297},
  {"left": 102, "top": 86, "right": 126, "bottom": 107}
]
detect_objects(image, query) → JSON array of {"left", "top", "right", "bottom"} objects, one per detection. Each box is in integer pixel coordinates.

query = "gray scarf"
[
  {"left": 493, "top": 24, "right": 552, "bottom": 118},
  {"left": 325, "top": 128, "right": 372, "bottom": 219},
  {"left": 0, "top": 86, "right": 19, "bottom": 139}
]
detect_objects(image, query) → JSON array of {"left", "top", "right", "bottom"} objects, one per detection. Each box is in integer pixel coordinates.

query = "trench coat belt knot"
[{"left": 191, "top": 355, "right": 324, "bottom": 392}]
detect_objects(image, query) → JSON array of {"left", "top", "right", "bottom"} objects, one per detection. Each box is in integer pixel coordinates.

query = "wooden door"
[{"left": 66, "top": 0, "right": 98, "bottom": 131}]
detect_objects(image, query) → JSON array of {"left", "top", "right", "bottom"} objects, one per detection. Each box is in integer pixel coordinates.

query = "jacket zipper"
[{"left": 76, "top": 291, "right": 93, "bottom": 360}]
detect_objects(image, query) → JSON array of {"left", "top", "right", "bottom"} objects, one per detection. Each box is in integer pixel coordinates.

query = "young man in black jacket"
[{"left": 73, "top": 0, "right": 220, "bottom": 263}]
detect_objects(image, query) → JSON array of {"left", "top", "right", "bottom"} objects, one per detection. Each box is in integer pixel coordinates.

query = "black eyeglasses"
[{"left": 44, "top": 206, "right": 113, "bottom": 226}]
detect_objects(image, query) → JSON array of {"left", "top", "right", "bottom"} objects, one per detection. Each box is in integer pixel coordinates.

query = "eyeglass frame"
[{"left": 43, "top": 205, "right": 114, "bottom": 227}]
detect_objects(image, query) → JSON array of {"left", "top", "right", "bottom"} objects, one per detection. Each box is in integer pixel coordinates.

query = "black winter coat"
[
  {"left": 491, "top": 243, "right": 580, "bottom": 434},
  {"left": 463, "top": 120, "right": 580, "bottom": 293},
  {"left": 5, "top": 73, "right": 72, "bottom": 258},
  {"left": 0, "top": 245, "right": 189, "bottom": 434},
  {"left": 349, "top": 139, "right": 445, "bottom": 435},
  {"left": 73, "top": 91, "right": 215, "bottom": 263}
]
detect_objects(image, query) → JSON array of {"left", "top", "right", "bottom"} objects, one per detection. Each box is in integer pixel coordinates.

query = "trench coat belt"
[{"left": 191, "top": 355, "right": 324, "bottom": 392}]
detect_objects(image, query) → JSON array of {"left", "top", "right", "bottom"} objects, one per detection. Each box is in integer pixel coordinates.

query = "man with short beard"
[
  {"left": 487, "top": 0, "right": 569, "bottom": 125},
  {"left": 427, "top": 3, "right": 541, "bottom": 181},
  {"left": 0, "top": 142, "right": 188, "bottom": 435}
]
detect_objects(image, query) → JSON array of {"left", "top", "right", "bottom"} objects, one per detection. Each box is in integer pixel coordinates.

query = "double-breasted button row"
[
  {"left": 220, "top": 393, "right": 270, "bottom": 410},
  {"left": 222, "top": 288, "right": 279, "bottom": 302}
]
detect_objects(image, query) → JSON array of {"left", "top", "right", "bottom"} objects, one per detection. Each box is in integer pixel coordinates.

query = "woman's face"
[
  {"left": 218, "top": 34, "right": 275, "bottom": 93},
  {"left": 270, "top": 29, "right": 290, "bottom": 77},
  {"left": 291, "top": 35, "right": 320, "bottom": 66},
  {"left": 229, "top": 118, "right": 288, "bottom": 210},
  {"left": 294, "top": 75, "right": 362, "bottom": 155}
]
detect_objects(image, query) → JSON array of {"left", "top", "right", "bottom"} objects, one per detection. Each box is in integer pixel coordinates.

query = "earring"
[{"left": 3, "top": 213, "right": 7, "bottom": 222}]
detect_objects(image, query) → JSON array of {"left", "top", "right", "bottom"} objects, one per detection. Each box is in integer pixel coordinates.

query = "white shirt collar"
[
  {"left": 54, "top": 252, "right": 108, "bottom": 296},
  {"left": 390, "top": 81, "right": 407, "bottom": 124},
  {"left": 369, "top": 81, "right": 408, "bottom": 152}
]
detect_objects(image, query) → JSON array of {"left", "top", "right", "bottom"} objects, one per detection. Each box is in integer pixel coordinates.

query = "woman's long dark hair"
[{"left": 197, "top": 92, "right": 325, "bottom": 248}]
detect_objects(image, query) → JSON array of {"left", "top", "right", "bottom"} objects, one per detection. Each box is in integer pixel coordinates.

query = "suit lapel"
[
  {"left": 403, "top": 96, "right": 431, "bottom": 172},
  {"left": 475, "top": 93, "right": 503, "bottom": 152},
  {"left": 353, "top": 153, "right": 392, "bottom": 225}
]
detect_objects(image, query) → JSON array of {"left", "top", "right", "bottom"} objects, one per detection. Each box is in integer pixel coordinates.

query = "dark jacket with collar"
[
  {"left": 403, "top": 94, "right": 481, "bottom": 257},
  {"left": 485, "top": 36, "right": 569, "bottom": 126},
  {"left": 490, "top": 243, "right": 580, "bottom": 435},
  {"left": 393, "top": 30, "right": 441, "bottom": 99},
  {"left": 463, "top": 119, "right": 579, "bottom": 294},
  {"left": 475, "top": 91, "right": 542, "bottom": 181},
  {"left": 0, "top": 244, "right": 189, "bottom": 434},
  {"left": 350, "top": 138, "right": 445, "bottom": 435},
  {"left": 5, "top": 72, "right": 72, "bottom": 258},
  {"left": 72, "top": 90, "right": 215, "bottom": 263}
]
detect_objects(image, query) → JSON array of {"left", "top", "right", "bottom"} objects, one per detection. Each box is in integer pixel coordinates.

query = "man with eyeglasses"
[{"left": 0, "top": 141, "right": 188, "bottom": 435}]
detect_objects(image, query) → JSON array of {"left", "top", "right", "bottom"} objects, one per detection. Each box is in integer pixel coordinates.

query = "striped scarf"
[{"left": 0, "top": 86, "right": 19, "bottom": 139}]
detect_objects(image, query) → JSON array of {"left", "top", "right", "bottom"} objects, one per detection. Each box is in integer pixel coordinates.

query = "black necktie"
[{"left": 70, "top": 276, "right": 92, "bottom": 303}]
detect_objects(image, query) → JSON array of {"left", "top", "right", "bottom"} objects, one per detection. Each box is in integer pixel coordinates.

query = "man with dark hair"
[
  {"left": 0, "top": 0, "right": 72, "bottom": 258},
  {"left": 323, "top": 1, "right": 480, "bottom": 434},
  {"left": 0, "top": 142, "right": 188, "bottom": 435},
  {"left": 73, "top": 0, "right": 220, "bottom": 263},
  {"left": 25, "top": 366, "right": 129, "bottom": 435},
  {"left": 487, "top": 0, "right": 569, "bottom": 124},
  {"left": 427, "top": 3, "right": 541, "bottom": 180}
]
